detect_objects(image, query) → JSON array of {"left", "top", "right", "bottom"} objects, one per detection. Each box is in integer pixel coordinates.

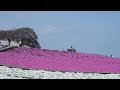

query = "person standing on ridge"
[
  {"left": 111, "top": 55, "right": 113, "bottom": 57},
  {"left": 8, "top": 36, "right": 11, "bottom": 45},
  {"left": 19, "top": 38, "right": 24, "bottom": 47}
]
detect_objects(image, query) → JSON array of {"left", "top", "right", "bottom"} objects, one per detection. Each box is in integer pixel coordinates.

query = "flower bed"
[{"left": 0, "top": 47, "right": 120, "bottom": 73}]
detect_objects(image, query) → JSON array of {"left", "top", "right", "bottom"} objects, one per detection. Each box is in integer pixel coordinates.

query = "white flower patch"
[{"left": 0, "top": 65, "right": 120, "bottom": 79}]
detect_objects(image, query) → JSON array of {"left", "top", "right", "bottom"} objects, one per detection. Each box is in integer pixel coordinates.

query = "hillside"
[
  {"left": 0, "top": 47, "right": 120, "bottom": 73},
  {"left": 0, "top": 27, "right": 41, "bottom": 48}
]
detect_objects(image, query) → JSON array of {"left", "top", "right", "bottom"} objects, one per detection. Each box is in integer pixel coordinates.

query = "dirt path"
[{"left": 0, "top": 45, "right": 18, "bottom": 52}]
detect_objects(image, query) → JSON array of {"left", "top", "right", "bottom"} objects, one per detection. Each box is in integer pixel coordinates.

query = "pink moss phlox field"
[{"left": 0, "top": 47, "right": 120, "bottom": 73}]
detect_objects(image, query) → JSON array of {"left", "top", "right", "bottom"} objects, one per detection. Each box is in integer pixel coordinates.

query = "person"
[
  {"left": 111, "top": 55, "right": 112, "bottom": 57},
  {"left": 74, "top": 49, "right": 76, "bottom": 52},
  {"left": 7, "top": 36, "right": 11, "bottom": 45},
  {"left": 21, "top": 38, "right": 24, "bottom": 45},
  {"left": 19, "top": 38, "right": 24, "bottom": 47},
  {"left": 19, "top": 40, "right": 22, "bottom": 47},
  {"left": 30, "top": 40, "right": 35, "bottom": 48}
]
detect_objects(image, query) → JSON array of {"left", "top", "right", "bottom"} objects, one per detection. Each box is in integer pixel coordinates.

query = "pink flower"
[{"left": 0, "top": 47, "right": 120, "bottom": 73}]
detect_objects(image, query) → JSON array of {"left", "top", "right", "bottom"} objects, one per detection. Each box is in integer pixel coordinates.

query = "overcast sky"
[{"left": 0, "top": 11, "right": 120, "bottom": 57}]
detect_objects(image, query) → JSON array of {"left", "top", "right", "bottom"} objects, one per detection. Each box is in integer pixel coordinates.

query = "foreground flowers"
[{"left": 0, "top": 47, "right": 120, "bottom": 73}]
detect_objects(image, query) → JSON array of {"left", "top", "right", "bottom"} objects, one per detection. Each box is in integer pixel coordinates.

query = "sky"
[{"left": 0, "top": 11, "right": 120, "bottom": 57}]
